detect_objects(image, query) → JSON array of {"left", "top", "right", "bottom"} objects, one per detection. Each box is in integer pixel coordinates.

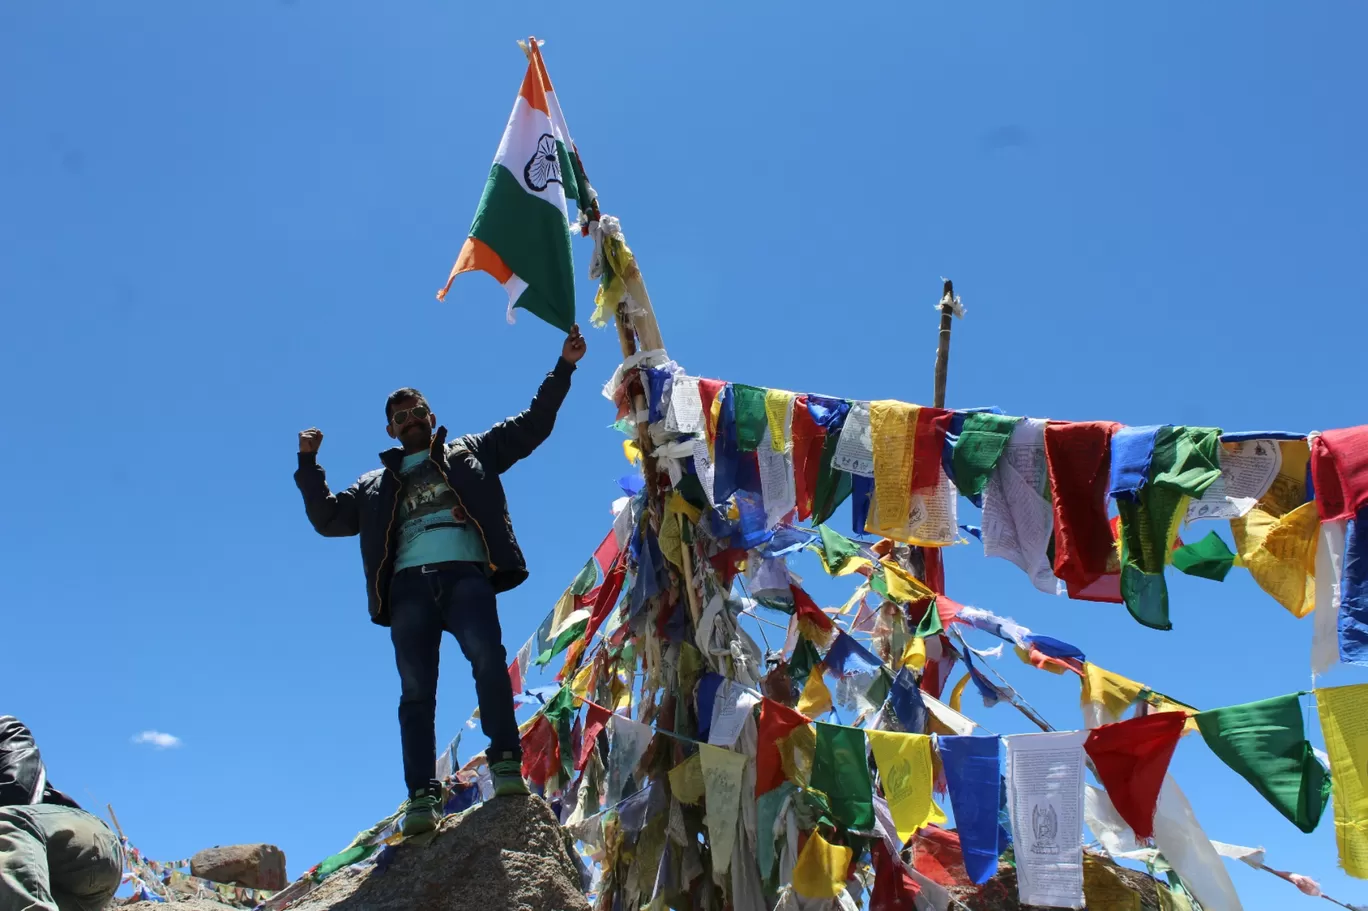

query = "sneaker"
[
  {"left": 490, "top": 758, "right": 529, "bottom": 797},
  {"left": 401, "top": 784, "right": 444, "bottom": 837}
]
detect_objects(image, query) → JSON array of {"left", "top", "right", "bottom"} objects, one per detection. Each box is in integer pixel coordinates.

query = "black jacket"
[
  {"left": 0, "top": 716, "right": 80, "bottom": 809},
  {"left": 295, "top": 357, "right": 576, "bottom": 626}
]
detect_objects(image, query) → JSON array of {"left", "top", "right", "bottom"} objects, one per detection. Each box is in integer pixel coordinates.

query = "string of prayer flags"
[
  {"left": 1171, "top": 530, "right": 1237, "bottom": 582},
  {"left": 792, "top": 829, "right": 852, "bottom": 899},
  {"left": 1046, "top": 420, "right": 1123, "bottom": 603},
  {"left": 1194, "top": 694, "right": 1329, "bottom": 833},
  {"left": 1083, "top": 712, "right": 1187, "bottom": 840},
  {"left": 1314, "top": 683, "right": 1368, "bottom": 878},
  {"left": 1005, "top": 730, "right": 1087, "bottom": 909},
  {"left": 757, "top": 701, "right": 811, "bottom": 796},
  {"left": 811, "top": 723, "right": 875, "bottom": 831},
  {"left": 866, "top": 730, "right": 936, "bottom": 843},
  {"left": 951, "top": 413, "right": 1021, "bottom": 500},
  {"left": 938, "top": 735, "right": 1003, "bottom": 884}
]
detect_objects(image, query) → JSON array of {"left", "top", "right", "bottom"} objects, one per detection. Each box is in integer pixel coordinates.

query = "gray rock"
[{"left": 190, "top": 844, "right": 288, "bottom": 891}]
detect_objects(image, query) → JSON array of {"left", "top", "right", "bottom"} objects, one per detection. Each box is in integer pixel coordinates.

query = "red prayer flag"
[
  {"left": 507, "top": 657, "right": 523, "bottom": 695},
  {"left": 1046, "top": 421, "right": 1123, "bottom": 602},
  {"left": 698, "top": 379, "right": 725, "bottom": 443},
  {"left": 790, "top": 583, "right": 834, "bottom": 633},
  {"left": 1311, "top": 426, "right": 1368, "bottom": 522},
  {"left": 593, "top": 527, "right": 621, "bottom": 575},
  {"left": 923, "top": 545, "right": 945, "bottom": 595},
  {"left": 911, "top": 408, "right": 954, "bottom": 490},
  {"left": 756, "top": 698, "right": 811, "bottom": 795},
  {"left": 1083, "top": 711, "right": 1187, "bottom": 840},
  {"left": 871, "top": 840, "right": 920, "bottom": 910},
  {"left": 520, "top": 715, "right": 559, "bottom": 790},
  {"left": 583, "top": 554, "right": 626, "bottom": 644},
  {"left": 576, "top": 701, "right": 613, "bottom": 771},
  {"left": 911, "top": 826, "right": 969, "bottom": 886},
  {"left": 791, "top": 395, "right": 822, "bottom": 521}
]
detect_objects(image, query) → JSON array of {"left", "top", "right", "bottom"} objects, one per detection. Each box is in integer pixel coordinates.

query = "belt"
[{"left": 398, "top": 561, "right": 479, "bottom": 575}]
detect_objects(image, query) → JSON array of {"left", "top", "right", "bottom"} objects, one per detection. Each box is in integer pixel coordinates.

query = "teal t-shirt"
[{"left": 393, "top": 451, "right": 488, "bottom": 571}]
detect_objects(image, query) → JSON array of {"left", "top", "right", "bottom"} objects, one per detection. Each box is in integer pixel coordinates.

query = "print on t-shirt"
[{"left": 398, "top": 459, "right": 470, "bottom": 547}]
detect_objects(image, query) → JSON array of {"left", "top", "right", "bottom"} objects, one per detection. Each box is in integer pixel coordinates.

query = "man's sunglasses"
[{"left": 391, "top": 404, "right": 430, "bottom": 426}]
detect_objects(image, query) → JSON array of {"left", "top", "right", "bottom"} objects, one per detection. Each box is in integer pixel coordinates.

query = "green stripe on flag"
[{"left": 468, "top": 163, "right": 575, "bottom": 332}]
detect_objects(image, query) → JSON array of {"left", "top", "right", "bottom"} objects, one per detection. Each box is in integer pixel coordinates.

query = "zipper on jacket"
[
  {"left": 375, "top": 469, "right": 401, "bottom": 610},
  {"left": 432, "top": 449, "right": 497, "bottom": 575}
]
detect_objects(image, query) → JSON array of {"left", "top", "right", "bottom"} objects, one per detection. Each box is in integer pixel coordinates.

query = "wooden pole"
[
  {"left": 932, "top": 277, "right": 956, "bottom": 410},
  {"left": 106, "top": 803, "right": 126, "bottom": 841}
]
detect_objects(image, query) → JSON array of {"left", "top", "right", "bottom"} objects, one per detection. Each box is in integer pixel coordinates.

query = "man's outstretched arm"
[
  {"left": 474, "top": 325, "right": 587, "bottom": 475},
  {"left": 294, "top": 428, "right": 362, "bottom": 537}
]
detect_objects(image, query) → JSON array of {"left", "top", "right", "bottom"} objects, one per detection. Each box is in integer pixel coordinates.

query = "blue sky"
[{"left": 2, "top": 3, "right": 1365, "bottom": 908}]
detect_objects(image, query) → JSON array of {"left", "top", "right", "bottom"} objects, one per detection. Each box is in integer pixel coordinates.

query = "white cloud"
[{"left": 132, "top": 731, "right": 182, "bottom": 749}]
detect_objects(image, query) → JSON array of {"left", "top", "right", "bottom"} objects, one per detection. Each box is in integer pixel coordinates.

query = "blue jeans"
[{"left": 389, "top": 563, "right": 520, "bottom": 795}]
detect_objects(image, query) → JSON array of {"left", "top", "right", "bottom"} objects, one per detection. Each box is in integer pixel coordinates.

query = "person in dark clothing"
[
  {"left": 0, "top": 717, "right": 124, "bottom": 911},
  {"left": 295, "top": 325, "right": 586, "bottom": 835}
]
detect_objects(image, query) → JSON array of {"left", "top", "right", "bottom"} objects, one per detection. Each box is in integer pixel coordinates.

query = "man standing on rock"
[
  {"left": 0, "top": 716, "right": 125, "bottom": 911},
  {"left": 295, "top": 326, "right": 586, "bottom": 836}
]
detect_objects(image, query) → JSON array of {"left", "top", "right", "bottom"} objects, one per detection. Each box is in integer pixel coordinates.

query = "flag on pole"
[{"left": 437, "top": 39, "right": 591, "bottom": 333}]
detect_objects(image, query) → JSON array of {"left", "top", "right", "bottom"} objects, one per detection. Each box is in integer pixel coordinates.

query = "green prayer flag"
[
  {"left": 951, "top": 413, "right": 1021, "bottom": 498},
  {"left": 915, "top": 599, "right": 943, "bottom": 638},
  {"left": 789, "top": 637, "right": 822, "bottom": 688},
  {"left": 610, "top": 417, "right": 634, "bottom": 435},
  {"left": 313, "top": 845, "right": 376, "bottom": 881},
  {"left": 534, "top": 613, "right": 589, "bottom": 667},
  {"left": 811, "top": 722, "right": 875, "bottom": 831},
  {"left": 816, "top": 524, "right": 862, "bottom": 575},
  {"left": 812, "top": 434, "right": 853, "bottom": 526},
  {"left": 1117, "top": 426, "right": 1221, "bottom": 631},
  {"left": 732, "top": 384, "right": 769, "bottom": 453},
  {"left": 569, "top": 557, "right": 598, "bottom": 596},
  {"left": 866, "top": 667, "right": 893, "bottom": 710},
  {"left": 1195, "top": 694, "right": 1329, "bottom": 833},
  {"left": 543, "top": 685, "right": 580, "bottom": 782},
  {"left": 1171, "top": 531, "right": 1236, "bottom": 581}
]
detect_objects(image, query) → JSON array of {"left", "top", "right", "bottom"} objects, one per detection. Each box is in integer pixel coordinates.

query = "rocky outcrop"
[
  {"left": 123, "top": 796, "right": 589, "bottom": 911},
  {"left": 191, "top": 844, "right": 288, "bottom": 891}
]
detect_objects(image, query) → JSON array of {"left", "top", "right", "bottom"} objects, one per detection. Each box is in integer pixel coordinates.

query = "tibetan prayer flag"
[
  {"left": 1083, "top": 856, "right": 1141, "bottom": 911},
  {"left": 437, "top": 42, "right": 586, "bottom": 332},
  {"left": 870, "top": 399, "right": 919, "bottom": 535},
  {"left": 793, "top": 830, "right": 852, "bottom": 899},
  {"left": 1232, "top": 500, "right": 1319, "bottom": 618},
  {"left": 731, "top": 383, "right": 769, "bottom": 453},
  {"left": 796, "top": 667, "right": 834, "bottom": 717},
  {"left": 699, "top": 744, "right": 748, "bottom": 875},
  {"left": 938, "top": 734, "right": 1003, "bottom": 885},
  {"left": 1311, "top": 426, "right": 1368, "bottom": 522},
  {"left": 814, "top": 524, "right": 868, "bottom": 576},
  {"left": 952, "top": 413, "right": 1021, "bottom": 499},
  {"left": 757, "top": 700, "right": 811, "bottom": 796},
  {"left": 669, "top": 752, "right": 706, "bottom": 805},
  {"left": 1081, "top": 664, "right": 1145, "bottom": 728},
  {"left": 1342, "top": 508, "right": 1368, "bottom": 665},
  {"left": 825, "top": 631, "right": 883, "bottom": 678},
  {"left": 1314, "top": 683, "right": 1368, "bottom": 877},
  {"left": 1046, "top": 420, "right": 1123, "bottom": 602},
  {"left": 1171, "top": 530, "right": 1237, "bottom": 581},
  {"left": 788, "top": 637, "right": 821, "bottom": 689},
  {"left": 812, "top": 722, "right": 875, "bottom": 831},
  {"left": 866, "top": 731, "right": 936, "bottom": 843},
  {"left": 1109, "top": 425, "right": 1162, "bottom": 503},
  {"left": 576, "top": 701, "right": 612, "bottom": 772},
  {"left": 870, "top": 839, "right": 920, "bottom": 911},
  {"left": 791, "top": 396, "right": 822, "bottom": 520},
  {"left": 1083, "top": 712, "right": 1187, "bottom": 839},
  {"left": 1195, "top": 694, "right": 1329, "bottom": 834},
  {"left": 791, "top": 583, "right": 835, "bottom": 642},
  {"left": 1006, "top": 731, "right": 1087, "bottom": 909},
  {"left": 879, "top": 559, "right": 937, "bottom": 605},
  {"left": 887, "top": 667, "right": 928, "bottom": 734}
]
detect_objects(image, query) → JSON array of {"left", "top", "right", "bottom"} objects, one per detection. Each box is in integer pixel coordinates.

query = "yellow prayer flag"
[
  {"left": 793, "top": 830, "right": 852, "bottom": 899},
  {"left": 866, "top": 730, "right": 936, "bottom": 843},
  {"left": 1316, "top": 683, "right": 1368, "bottom": 878},
  {"left": 948, "top": 672, "right": 972, "bottom": 713},
  {"left": 797, "top": 669, "right": 834, "bottom": 717},
  {"left": 1083, "top": 857, "right": 1141, "bottom": 911},
  {"left": 1231, "top": 500, "right": 1319, "bottom": 618},
  {"left": 764, "top": 389, "right": 795, "bottom": 452},
  {"left": 699, "top": 744, "right": 748, "bottom": 876},
  {"left": 1080, "top": 663, "right": 1145, "bottom": 725},
  {"left": 669, "top": 753, "right": 706, "bottom": 805},
  {"left": 900, "top": 636, "right": 927, "bottom": 673},
  {"left": 623, "top": 439, "right": 642, "bottom": 465},
  {"left": 665, "top": 490, "right": 702, "bottom": 524},
  {"left": 1144, "top": 694, "right": 1200, "bottom": 736},
  {"left": 776, "top": 723, "right": 817, "bottom": 788},
  {"left": 569, "top": 661, "right": 595, "bottom": 699},
  {"left": 879, "top": 559, "right": 937, "bottom": 604},
  {"left": 869, "top": 400, "right": 920, "bottom": 535},
  {"left": 1016, "top": 645, "right": 1068, "bottom": 675},
  {"left": 658, "top": 512, "right": 683, "bottom": 570}
]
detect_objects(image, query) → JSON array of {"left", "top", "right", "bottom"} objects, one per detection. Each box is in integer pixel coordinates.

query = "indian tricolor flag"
[{"left": 437, "top": 41, "right": 591, "bottom": 333}]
